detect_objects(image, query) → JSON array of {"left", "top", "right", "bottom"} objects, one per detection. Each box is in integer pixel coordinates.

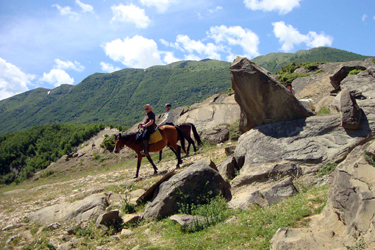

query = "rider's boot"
[{"left": 140, "top": 140, "right": 149, "bottom": 156}]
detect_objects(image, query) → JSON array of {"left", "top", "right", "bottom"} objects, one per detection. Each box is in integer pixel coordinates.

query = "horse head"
[{"left": 113, "top": 133, "right": 125, "bottom": 153}]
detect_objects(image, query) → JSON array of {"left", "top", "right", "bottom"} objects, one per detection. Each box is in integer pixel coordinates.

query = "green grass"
[
  {"left": 317, "top": 106, "right": 330, "bottom": 115},
  {"left": 135, "top": 185, "right": 328, "bottom": 250},
  {"left": 317, "top": 162, "right": 337, "bottom": 177}
]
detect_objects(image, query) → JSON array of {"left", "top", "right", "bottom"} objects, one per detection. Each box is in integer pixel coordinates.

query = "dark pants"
[{"left": 141, "top": 129, "right": 153, "bottom": 155}]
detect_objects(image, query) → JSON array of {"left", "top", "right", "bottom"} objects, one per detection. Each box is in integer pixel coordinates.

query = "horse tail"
[
  {"left": 189, "top": 123, "right": 202, "bottom": 146},
  {"left": 176, "top": 126, "right": 187, "bottom": 154}
]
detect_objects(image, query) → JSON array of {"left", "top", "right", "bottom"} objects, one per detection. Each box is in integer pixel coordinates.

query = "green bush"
[
  {"left": 100, "top": 135, "right": 115, "bottom": 151},
  {"left": 348, "top": 69, "right": 364, "bottom": 75}
]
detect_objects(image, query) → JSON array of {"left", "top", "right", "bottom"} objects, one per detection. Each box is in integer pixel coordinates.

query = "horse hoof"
[{"left": 133, "top": 175, "right": 138, "bottom": 179}]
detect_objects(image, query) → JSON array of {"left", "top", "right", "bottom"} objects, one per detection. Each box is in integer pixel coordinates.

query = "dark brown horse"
[
  {"left": 113, "top": 125, "right": 185, "bottom": 178},
  {"left": 158, "top": 122, "right": 202, "bottom": 162}
]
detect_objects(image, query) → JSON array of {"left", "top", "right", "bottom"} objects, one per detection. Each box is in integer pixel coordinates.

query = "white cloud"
[
  {"left": 52, "top": 4, "right": 79, "bottom": 20},
  {"left": 362, "top": 14, "right": 367, "bottom": 21},
  {"left": 208, "top": 25, "right": 260, "bottom": 58},
  {"left": 76, "top": 0, "right": 94, "bottom": 13},
  {"left": 103, "top": 35, "right": 163, "bottom": 68},
  {"left": 139, "top": 0, "right": 180, "bottom": 13},
  {"left": 208, "top": 6, "right": 222, "bottom": 14},
  {"left": 40, "top": 69, "right": 74, "bottom": 87},
  {"left": 0, "top": 58, "right": 35, "bottom": 100},
  {"left": 243, "top": 0, "right": 301, "bottom": 15},
  {"left": 100, "top": 62, "right": 121, "bottom": 73},
  {"left": 161, "top": 52, "right": 180, "bottom": 64},
  {"left": 176, "top": 35, "right": 221, "bottom": 59},
  {"left": 111, "top": 4, "right": 151, "bottom": 29},
  {"left": 54, "top": 59, "right": 85, "bottom": 72},
  {"left": 272, "top": 21, "right": 333, "bottom": 52}
]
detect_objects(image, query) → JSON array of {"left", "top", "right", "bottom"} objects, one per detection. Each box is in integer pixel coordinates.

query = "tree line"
[{"left": 0, "top": 123, "right": 125, "bottom": 185}]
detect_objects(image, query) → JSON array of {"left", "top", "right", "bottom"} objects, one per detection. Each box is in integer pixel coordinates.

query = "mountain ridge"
[{"left": 0, "top": 47, "right": 373, "bottom": 136}]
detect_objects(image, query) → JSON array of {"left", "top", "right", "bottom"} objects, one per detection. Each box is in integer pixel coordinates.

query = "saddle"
[{"left": 149, "top": 129, "right": 163, "bottom": 144}]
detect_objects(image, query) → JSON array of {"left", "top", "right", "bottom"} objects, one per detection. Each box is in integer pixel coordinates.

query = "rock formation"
[
  {"left": 142, "top": 158, "right": 231, "bottom": 219},
  {"left": 230, "top": 56, "right": 313, "bottom": 133}
]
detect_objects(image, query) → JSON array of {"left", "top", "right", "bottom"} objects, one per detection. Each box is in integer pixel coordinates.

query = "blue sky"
[{"left": 1, "top": 0, "right": 374, "bottom": 100}]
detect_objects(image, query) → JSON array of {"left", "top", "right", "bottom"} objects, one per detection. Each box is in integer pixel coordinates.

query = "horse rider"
[
  {"left": 158, "top": 103, "right": 174, "bottom": 127},
  {"left": 139, "top": 104, "right": 156, "bottom": 156},
  {"left": 286, "top": 83, "right": 295, "bottom": 95}
]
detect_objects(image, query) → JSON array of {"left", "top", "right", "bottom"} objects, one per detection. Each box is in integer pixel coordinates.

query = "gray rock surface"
[
  {"left": 201, "top": 124, "right": 229, "bottom": 144},
  {"left": 230, "top": 56, "right": 312, "bottom": 132},
  {"left": 271, "top": 141, "right": 375, "bottom": 249},
  {"left": 340, "top": 89, "right": 362, "bottom": 130},
  {"left": 28, "top": 193, "right": 109, "bottom": 225},
  {"left": 142, "top": 158, "right": 230, "bottom": 219}
]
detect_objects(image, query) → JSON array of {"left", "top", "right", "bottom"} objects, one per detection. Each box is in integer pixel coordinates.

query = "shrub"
[
  {"left": 318, "top": 162, "right": 337, "bottom": 177},
  {"left": 101, "top": 135, "right": 115, "bottom": 151},
  {"left": 348, "top": 69, "right": 364, "bottom": 75}
]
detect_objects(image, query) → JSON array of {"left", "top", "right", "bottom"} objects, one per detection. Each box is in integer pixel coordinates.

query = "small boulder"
[{"left": 201, "top": 125, "right": 229, "bottom": 144}]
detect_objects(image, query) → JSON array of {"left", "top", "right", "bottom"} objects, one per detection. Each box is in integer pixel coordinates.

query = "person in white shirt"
[{"left": 158, "top": 103, "right": 174, "bottom": 127}]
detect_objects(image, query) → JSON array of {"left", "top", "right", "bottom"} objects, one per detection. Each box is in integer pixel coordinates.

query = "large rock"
[
  {"left": 28, "top": 193, "right": 109, "bottom": 225},
  {"left": 176, "top": 94, "right": 240, "bottom": 132},
  {"left": 340, "top": 89, "right": 362, "bottom": 130},
  {"left": 330, "top": 65, "right": 367, "bottom": 91},
  {"left": 201, "top": 125, "right": 230, "bottom": 144},
  {"left": 229, "top": 162, "right": 301, "bottom": 209},
  {"left": 234, "top": 113, "right": 374, "bottom": 169},
  {"left": 142, "top": 158, "right": 231, "bottom": 219},
  {"left": 230, "top": 56, "right": 312, "bottom": 132},
  {"left": 271, "top": 141, "right": 375, "bottom": 249}
]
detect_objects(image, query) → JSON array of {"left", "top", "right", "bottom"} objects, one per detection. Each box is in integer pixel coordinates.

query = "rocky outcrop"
[
  {"left": 28, "top": 193, "right": 109, "bottom": 225},
  {"left": 201, "top": 124, "right": 229, "bottom": 144},
  {"left": 330, "top": 65, "right": 367, "bottom": 92},
  {"left": 142, "top": 158, "right": 231, "bottom": 219},
  {"left": 340, "top": 89, "right": 362, "bottom": 130},
  {"left": 271, "top": 141, "right": 375, "bottom": 249},
  {"left": 230, "top": 56, "right": 313, "bottom": 132},
  {"left": 176, "top": 93, "right": 240, "bottom": 132}
]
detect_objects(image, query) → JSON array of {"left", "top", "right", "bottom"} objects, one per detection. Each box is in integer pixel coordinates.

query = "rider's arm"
[
  {"left": 144, "top": 119, "right": 154, "bottom": 128},
  {"left": 158, "top": 112, "right": 170, "bottom": 126}
]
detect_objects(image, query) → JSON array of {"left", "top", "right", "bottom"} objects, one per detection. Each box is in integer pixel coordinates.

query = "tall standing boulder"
[
  {"left": 340, "top": 89, "right": 362, "bottom": 130},
  {"left": 230, "top": 56, "right": 312, "bottom": 132}
]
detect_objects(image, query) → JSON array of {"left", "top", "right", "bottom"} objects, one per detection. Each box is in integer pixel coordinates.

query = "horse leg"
[
  {"left": 157, "top": 150, "right": 162, "bottom": 163},
  {"left": 134, "top": 155, "right": 143, "bottom": 178},
  {"left": 169, "top": 146, "right": 182, "bottom": 168},
  {"left": 186, "top": 139, "right": 191, "bottom": 156},
  {"left": 146, "top": 155, "right": 158, "bottom": 175},
  {"left": 190, "top": 139, "right": 197, "bottom": 153}
]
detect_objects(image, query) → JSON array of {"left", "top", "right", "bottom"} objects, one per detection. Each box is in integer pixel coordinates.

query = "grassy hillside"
[
  {"left": 0, "top": 47, "right": 373, "bottom": 136},
  {"left": 252, "top": 46, "right": 373, "bottom": 73},
  {"left": 0, "top": 60, "right": 231, "bottom": 136}
]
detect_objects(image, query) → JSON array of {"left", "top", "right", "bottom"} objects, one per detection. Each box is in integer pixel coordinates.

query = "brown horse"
[
  {"left": 158, "top": 122, "right": 202, "bottom": 162},
  {"left": 113, "top": 125, "right": 185, "bottom": 178}
]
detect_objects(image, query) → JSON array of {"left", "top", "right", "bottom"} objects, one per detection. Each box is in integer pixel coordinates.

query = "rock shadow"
[{"left": 254, "top": 118, "right": 307, "bottom": 139}]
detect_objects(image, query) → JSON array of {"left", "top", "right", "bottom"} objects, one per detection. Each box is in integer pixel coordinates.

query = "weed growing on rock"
[
  {"left": 364, "top": 151, "right": 375, "bottom": 167},
  {"left": 121, "top": 193, "right": 136, "bottom": 214},
  {"left": 317, "top": 106, "right": 330, "bottom": 115},
  {"left": 318, "top": 162, "right": 337, "bottom": 177}
]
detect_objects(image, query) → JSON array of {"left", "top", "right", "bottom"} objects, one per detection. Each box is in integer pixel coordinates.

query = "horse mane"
[{"left": 119, "top": 132, "right": 136, "bottom": 141}]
